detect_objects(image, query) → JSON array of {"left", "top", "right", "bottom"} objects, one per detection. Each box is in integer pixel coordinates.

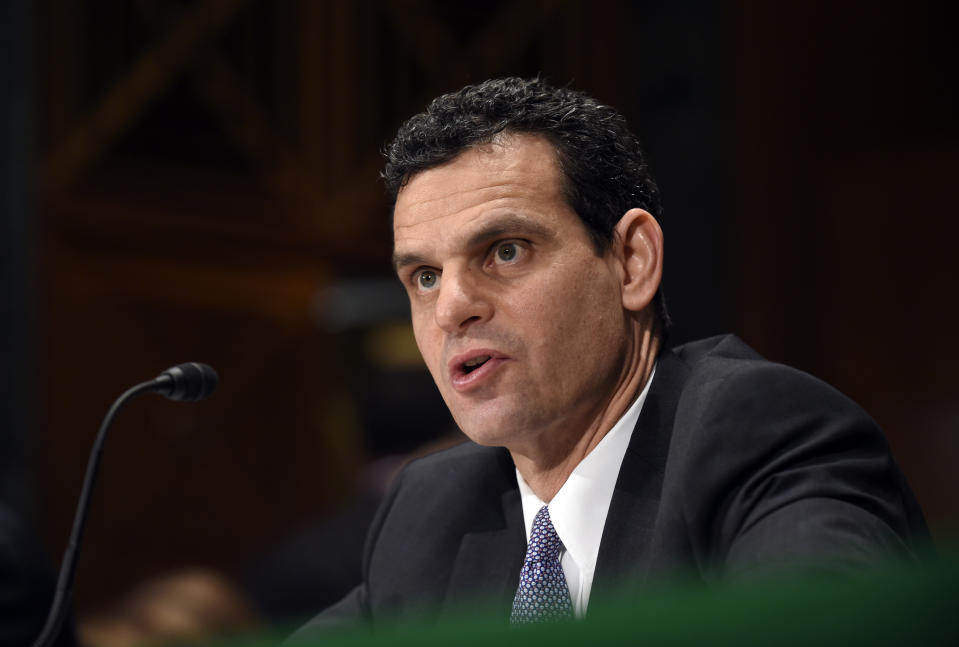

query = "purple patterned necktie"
[{"left": 510, "top": 505, "right": 574, "bottom": 623}]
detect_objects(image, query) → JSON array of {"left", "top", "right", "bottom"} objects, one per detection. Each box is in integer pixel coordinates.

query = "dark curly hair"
[{"left": 383, "top": 77, "right": 669, "bottom": 333}]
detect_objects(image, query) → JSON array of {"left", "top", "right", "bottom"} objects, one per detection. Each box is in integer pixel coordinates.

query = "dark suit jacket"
[{"left": 294, "top": 335, "right": 928, "bottom": 634}]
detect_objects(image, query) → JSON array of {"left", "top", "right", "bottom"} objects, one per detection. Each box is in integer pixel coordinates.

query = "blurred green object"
[{"left": 217, "top": 553, "right": 958, "bottom": 646}]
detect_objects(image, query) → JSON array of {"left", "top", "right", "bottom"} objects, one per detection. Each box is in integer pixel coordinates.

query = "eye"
[
  {"left": 493, "top": 242, "right": 522, "bottom": 264},
  {"left": 415, "top": 269, "right": 439, "bottom": 291}
]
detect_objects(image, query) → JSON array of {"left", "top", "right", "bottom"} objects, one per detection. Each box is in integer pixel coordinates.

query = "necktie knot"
[{"left": 526, "top": 506, "right": 564, "bottom": 561}]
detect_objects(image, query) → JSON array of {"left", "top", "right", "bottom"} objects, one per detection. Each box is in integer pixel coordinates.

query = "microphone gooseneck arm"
[
  {"left": 31, "top": 380, "right": 156, "bottom": 647},
  {"left": 32, "top": 363, "right": 218, "bottom": 647}
]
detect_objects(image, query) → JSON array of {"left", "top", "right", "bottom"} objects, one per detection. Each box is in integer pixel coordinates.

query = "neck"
[{"left": 510, "top": 318, "right": 660, "bottom": 502}]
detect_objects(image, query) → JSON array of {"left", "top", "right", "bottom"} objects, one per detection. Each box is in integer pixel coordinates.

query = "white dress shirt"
[{"left": 515, "top": 366, "right": 655, "bottom": 618}]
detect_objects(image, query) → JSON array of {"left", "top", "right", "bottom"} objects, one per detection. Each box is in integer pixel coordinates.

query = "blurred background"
[{"left": 2, "top": 0, "right": 957, "bottom": 643}]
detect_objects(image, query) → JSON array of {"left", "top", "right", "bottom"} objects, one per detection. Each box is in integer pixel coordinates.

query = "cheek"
[
  {"left": 525, "top": 258, "right": 620, "bottom": 323},
  {"left": 412, "top": 313, "right": 441, "bottom": 371},
  {"left": 519, "top": 263, "right": 625, "bottom": 364}
]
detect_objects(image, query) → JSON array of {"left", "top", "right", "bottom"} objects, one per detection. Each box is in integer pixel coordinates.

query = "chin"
[
  {"left": 465, "top": 429, "right": 510, "bottom": 447},
  {"left": 453, "top": 417, "right": 504, "bottom": 446},
  {"left": 442, "top": 386, "right": 544, "bottom": 445},
  {"left": 453, "top": 407, "right": 531, "bottom": 449}
]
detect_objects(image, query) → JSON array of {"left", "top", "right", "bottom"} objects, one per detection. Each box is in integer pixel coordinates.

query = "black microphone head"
[{"left": 154, "top": 362, "right": 219, "bottom": 401}]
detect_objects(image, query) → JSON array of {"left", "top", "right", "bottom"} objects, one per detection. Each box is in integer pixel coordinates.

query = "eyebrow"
[
  {"left": 392, "top": 213, "right": 555, "bottom": 274},
  {"left": 391, "top": 251, "right": 429, "bottom": 275}
]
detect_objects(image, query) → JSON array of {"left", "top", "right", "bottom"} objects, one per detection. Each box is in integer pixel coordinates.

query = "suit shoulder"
[
  {"left": 669, "top": 334, "right": 860, "bottom": 414},
  {"left": 659, "top": 336, "right": 927, "bottom": 567},
  {"left": 671, "top": 334, "right": 801, "bottom": 385},
  {"left": 662, "top": 333, "right": 886, "bottom": 485},
  {"left": 398, "top": 441, "right": 514, "bottom": 493}
]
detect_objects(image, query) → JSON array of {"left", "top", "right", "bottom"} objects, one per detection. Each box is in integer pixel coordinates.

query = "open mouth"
[
  {"left": 462, "top": 355, "right": 491, "bottom": 374},
  {"left": 449, "top": 350, "right": 507, "bottom": 391}
]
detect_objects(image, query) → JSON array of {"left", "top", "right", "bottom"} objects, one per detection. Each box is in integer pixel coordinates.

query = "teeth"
[{"left": 463, "top": 355, "right": 490, "bottom": 369}]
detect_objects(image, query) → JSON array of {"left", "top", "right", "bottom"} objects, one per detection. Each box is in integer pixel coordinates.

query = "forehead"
[{"left": 392, "top": 134, "right": 568, "bottom": 247}]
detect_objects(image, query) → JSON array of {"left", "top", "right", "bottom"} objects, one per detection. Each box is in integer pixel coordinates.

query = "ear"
[{"left": 612, "top": 208, "right": 663, "bottom": 312}]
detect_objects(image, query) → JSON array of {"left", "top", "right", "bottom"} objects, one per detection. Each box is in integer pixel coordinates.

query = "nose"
[{"left": 434, "top": 267, "right": 493, "bottom": 333}]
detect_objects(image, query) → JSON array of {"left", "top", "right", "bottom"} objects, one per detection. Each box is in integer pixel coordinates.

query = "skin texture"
[{"left": 392, "top": 133, "right": 663, "bottom": 501}]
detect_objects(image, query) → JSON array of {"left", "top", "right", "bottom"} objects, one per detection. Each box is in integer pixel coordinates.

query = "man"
[{"left": 293, "top": 77, "right": 927, "bottom": 634}]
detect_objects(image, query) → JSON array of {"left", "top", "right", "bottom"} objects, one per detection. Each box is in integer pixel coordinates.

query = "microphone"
[
  {"left": 31, "top": 363, "right": 219, "bottom": 647},
  {"left": 153, "top": 362, "right": 219, "bottom": 401}
]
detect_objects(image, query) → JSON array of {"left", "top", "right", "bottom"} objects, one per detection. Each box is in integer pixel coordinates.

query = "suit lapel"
[
  {"left": 594, "top": 348, "right": 688, "bottom": 590},
  {"left": 443, "top": 449, "right": 526, "bottom": 615}
]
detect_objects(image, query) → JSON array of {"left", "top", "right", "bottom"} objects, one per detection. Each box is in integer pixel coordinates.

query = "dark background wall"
[{"left": 2, "top": 0, "right": 955, "bottom": 620}]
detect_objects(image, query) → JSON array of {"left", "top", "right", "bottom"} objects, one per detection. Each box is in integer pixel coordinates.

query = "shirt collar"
[{"left": 516, "top": 365, "right": 656, "bottom": 572}]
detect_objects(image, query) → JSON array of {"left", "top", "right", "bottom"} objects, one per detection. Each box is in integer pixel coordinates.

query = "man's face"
[{"left": 392, "top": 134, "right": 632, "bottom": 452}]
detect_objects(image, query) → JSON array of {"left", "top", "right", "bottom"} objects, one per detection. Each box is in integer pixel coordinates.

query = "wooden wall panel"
[{"left": 732, "top": 0, "right": 959, "bottom": 532}]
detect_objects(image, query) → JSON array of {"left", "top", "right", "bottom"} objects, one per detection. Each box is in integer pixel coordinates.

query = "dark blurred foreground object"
[
  {"left": 241, "top": 286, "right": 458, "bottom": 628},
  {"left": 0, "top": 504, "right": 78, "bottom": 647},
  {"left": 244, "top": 431, "right": 464, "bottom": 628},
  {"left": 274, "top": 553, "right": 956, "bottom": 646},
  {"left": 244, "top": 494, "right": 382, "bottom": 627}
]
